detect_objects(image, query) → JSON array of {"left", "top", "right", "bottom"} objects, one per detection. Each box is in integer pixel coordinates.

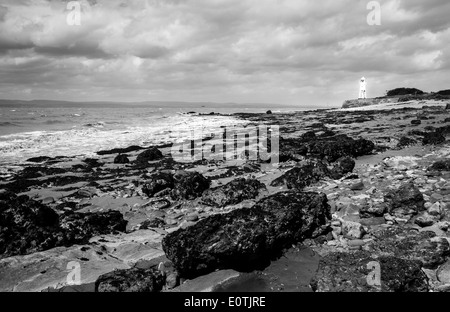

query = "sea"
[{"left": 0, "top": 101, "right": 325, "bottom": 167}]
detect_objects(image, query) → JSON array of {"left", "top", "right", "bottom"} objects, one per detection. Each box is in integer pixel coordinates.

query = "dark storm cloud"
[{"left": 0, "top": 0, "right": 449, "bottom": 104}]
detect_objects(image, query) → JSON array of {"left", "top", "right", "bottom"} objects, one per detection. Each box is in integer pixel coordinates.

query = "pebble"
[
  {"left": 428, "top": 202, "right": 442, "bottom": 216},
  {"left": 331, "top": 226, "right": 342, "bottom": 235},
  {"left": 438, "top": 221, "right": 450, "bottom": 231},
  {"left": 331, "top": 220, "right": 341, "bottom": 227},
  {"left": 431, "top": 193, "right": 444, "bottom": 201},
  {"left": 347, "top": 239, "right": 365, "bottom": 247},
  {"left": 186, "top": 212, "right": 199, "bottom": 222},
  {"left": 341, "top": 220, "right": 365, "bottom": 239},
  {"left": 180, "top": 220, "right": 196, "bottom": 229},
  {"left": 350, "top": 181, "right": 364, "bottom": 191},
  {"left": 437, "top": 261, "right": 450, "bottom": 284},
  {"left": 41, "top": 197, "right": 55, "bottom": 205},
  {"left": 165, "top": 218, "right": 178, "bottom": 226}
]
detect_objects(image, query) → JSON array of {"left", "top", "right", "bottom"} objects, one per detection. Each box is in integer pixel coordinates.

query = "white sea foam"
[{"left": 0, "top": 114, "right": 248, "bottom": 165}]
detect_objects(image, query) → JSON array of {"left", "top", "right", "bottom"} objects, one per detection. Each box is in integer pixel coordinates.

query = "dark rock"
[
  {"left": 429, "top": 159, "right": 450, "bottom": 171},
  {"left": 359, "top": 203, "right": 387, "bottom": 218},
  {"left": 95, "top": 267, "right": 165, "bottom": 292},
  {"left": 306, "top": 134, "right": 374, "bottom": 162},
  {"left": 266, "top": 110, "right": 272, "bottom": 114},
  {"left": 414, "top": 214, "right": 435, "bottom": 227},
  {"left": 329, "top": 157, "right": 356, "bottom": 179},
  {"left": 301, "top": 131, "right": 316, "bottom": 141},
  {"left": 270, "top": 161, "right": 330, "bottom": 189},
  {"left": 311, "top": 251, "right": 428, "bottom": 292},
  {"left": 162, "top": 191, "right": 330, "bottom": 278},
  {"left": 142, "top": 170, "right": 209, "bottom": 200},
  {"left": 384, "top": 183, "right": 425, "bottom": 218},
  {"left": 97, "top": 145, "right": 144, "bottom": 156},
  {"left": 114, "top": 154, "right": 129, "bottom": 164},
  {"left": 423, "top": 131, "right": 445, "bottom": 145},
  {"left": 271, "top": 158, "right": 355, "bottom": 189},
  {"left": 397, "top": 136, "right": 417, "bottom": 148},
  {"left": 446, "top": 103, "right": 450, "bottom": 110},
  {"left": 58, "top": 210, "right": 127, "bottom": 243},
  {"left": 83, "top": 158, "right": 103, "bottom": 167},
  {"left": 16, "top": 166, "right": 68, "bottom": 179},
  {"left": 201, "top": 178, "right": 267, "bottom": 207},
  {"left": 170, "top": 171, "right": 210, "bottom": 200},
  {"left": 26, "top": 156, "right": 52, "bottom": 163},
  {"left": 135, "top": 147, "right": 163, "bottom": 164},
  {"left": 0, "top": 192, "right": 127, "bottom": 259},
  {"left": 142, "top": 172, "right": 174, "bottom": 197},
  {"left": 279, "top": 134, "right": 374, "bottom": 163},
  {"left": 367, "top": 227, "right": 450, "bottom": 269},
  {"left": 411, "top": 120, "right": 421, "bottom": 125}
]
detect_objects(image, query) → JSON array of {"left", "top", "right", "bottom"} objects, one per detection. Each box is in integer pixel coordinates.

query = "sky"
[{"left": 0, "top": 0, "right": 449, "bottom": 107}]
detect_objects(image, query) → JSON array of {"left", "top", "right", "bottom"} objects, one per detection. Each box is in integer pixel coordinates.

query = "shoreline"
[{"left": 0, "top": 99, "right": 449, "bottom": 292}]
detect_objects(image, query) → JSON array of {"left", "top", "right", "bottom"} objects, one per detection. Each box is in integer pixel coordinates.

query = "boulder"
[
  {"left": 384, "top": 183, "right": 425, "bottom": 218},
  {"left": 142, "top": 172, "right": 174, "bottom": 197},
  {"left": 271, "top": 158, "right": 355, "bottom": 189},
  {"left": 429, "top": 160, "right": 450, "bottom": 171},
  {"left": 113, "top": 154, "right": 129, "bottom": 164},
  {"left": 306, "top": 134, "right": 374, "bottom": 162},
  {"left": 170, "top": 171, "right": 210, "bottom": 200},
  {"left": 201, "top": 178, "right": 267, "bottom": 207},
  {"left": 270, "top": 161, "right": 330, "bottom": 189},
  {"left": 423, "top": 131, "right": 445, "bottom": 145},
  {"left": 397, "top": 136, "right": 417, "bottom": 148},
  {"left": 0, "top": 192, "right": 127, "bottom": 259},
  {"left": 329, "top": 157, "right": 356, "bottom": 179},
  {"left": 162, "top": 191, "right": 330, "bottom": 278},
  {"left": 136, "top": 147, "right": 163, "bottom": 164},
  {"left": 279, "top": 134, "right": 374, "bottom": 163},
  {"left": 95, "top": 267, "right": 165, "bottom": 292}
]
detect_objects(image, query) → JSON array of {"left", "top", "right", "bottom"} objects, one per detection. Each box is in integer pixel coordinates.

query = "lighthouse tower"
[{"left": 359, "top": 77, "right": 367, "bottom": 99}]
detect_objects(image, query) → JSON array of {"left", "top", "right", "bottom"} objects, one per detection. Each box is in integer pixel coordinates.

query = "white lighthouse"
[{"left": 359, "top": 77, "right": 367, "bottom": 99}]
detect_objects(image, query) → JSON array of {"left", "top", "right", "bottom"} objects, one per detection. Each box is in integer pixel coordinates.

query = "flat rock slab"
[
  {"left": 312, "top": 251, "right": 428, "bottom": 292},
  {"left": 0, "top": 230, "right": 165, "bottom": 292},
  {"left": 0, "top": 245, "right": 129, "bottom": 292},
  {"left": 167, "top": 270, "right": 242, "bottom": 292},
  {"left": 89, "top": 230, "right": 165, "bottom": 266}
]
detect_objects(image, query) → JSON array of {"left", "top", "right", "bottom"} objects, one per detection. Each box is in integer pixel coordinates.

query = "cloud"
[{"left": 0, "top": 0, "right": 449, "bottom": 105}]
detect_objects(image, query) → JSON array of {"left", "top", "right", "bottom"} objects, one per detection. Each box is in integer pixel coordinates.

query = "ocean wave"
[
  {"left": 84, "top": 122, "right": 105, "bottom": 128},
  {"left": 44, "top": 119, "right": 66, "bottom": 125},
  {"left": 0, "top": 122, "right": 21, "bottom": 127}
]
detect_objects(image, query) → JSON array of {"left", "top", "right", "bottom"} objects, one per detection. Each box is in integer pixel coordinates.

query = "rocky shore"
[{"left": 1, "top": 99, "right": 450, "bottom": 292}]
